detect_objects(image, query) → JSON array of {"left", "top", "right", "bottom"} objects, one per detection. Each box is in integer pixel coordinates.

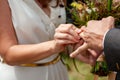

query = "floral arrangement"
[
  {"left": 67, "top": 0, "right": 120, "bottom": 77},
  {"left": 67, "top": 0, "right": 120, "bottom": 27}
]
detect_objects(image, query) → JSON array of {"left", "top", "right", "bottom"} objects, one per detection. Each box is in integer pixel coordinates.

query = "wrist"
[
  {"left": 98, "top": 43, "right": 104, "bottom": 53},
  {"left": 98, "top": 35, "right": 104, "bottom": 51},
  {"left": 94, "top": 35, "right": 104, "bottom": 55},
  {"left": 50, "top": 40, "right": 62, "bottom": 54}
]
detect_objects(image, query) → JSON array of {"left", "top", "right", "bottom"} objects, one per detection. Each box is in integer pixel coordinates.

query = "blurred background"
[
  {"left": 68, "top": 61, "right": 107, "bottom": 80},
  {"left": 61, "top": 55, "right": 107, "bottom": 80}
]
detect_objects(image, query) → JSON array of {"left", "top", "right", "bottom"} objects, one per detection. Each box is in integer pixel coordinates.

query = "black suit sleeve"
[{"left": 104, "top": 28, "right": 120, "bottom": 72}]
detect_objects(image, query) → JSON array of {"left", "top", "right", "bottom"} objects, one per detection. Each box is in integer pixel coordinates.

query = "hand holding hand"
[
  {"left": 53, "top": 24, "right": 81, "bottom": 53},
  {"left": 80, "top": 16, "right": 115, "bottom": 50},
  {"left": 69, "top": 26, "right": 98, "bottom": 65},
  {"left": 69, "top": 16, "right": 115, "bottom": 65}
]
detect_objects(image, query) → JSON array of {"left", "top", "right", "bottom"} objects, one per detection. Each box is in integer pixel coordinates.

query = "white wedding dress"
[{"left": 0, "top": 0, "right": 68, "bottom": 80}]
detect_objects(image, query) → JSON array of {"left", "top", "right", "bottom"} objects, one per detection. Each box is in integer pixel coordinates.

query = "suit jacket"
[{"left": 104, "top": 27, "right": 120, "bottom": 80}]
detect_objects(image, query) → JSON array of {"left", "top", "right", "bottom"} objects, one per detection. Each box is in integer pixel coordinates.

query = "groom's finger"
[
  {"left": 70, "top": 43, "right": 88, "bottom": 58},
  {"left": 88, "top": 49, "right": 98, "bottom": 58},
  {"left": 76, "top": 52, "right": 96, "bottom": 65},
  {"left": 75, "top": 52, "right": 93, "bottom": 65}
]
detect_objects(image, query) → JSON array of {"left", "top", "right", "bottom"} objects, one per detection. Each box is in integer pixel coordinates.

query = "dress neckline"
[{"left": 34, "top": 0, "right": 52, "bottom": 18}]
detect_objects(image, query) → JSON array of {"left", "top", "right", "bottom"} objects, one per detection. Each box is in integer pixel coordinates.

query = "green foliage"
[
  {"left": 66, "top": 0, "right": 120, "bottom": 78},
  {"left": 60, "top": 52, "right": 80, "bottom": 72},
  {"left": 91, "top": 61, "right": 109, "bottom": 76},
  {"left": 68, "top": 60, "right": 107, "bottom": 80},
  {"left": 67, "top": 0, "right": 120, "bottom": 27},
  {"left": 107, "top": 0, "right": 113, "bottom": 11}
]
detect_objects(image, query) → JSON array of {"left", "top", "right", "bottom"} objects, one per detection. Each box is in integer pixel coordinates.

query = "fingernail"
[
  {"left": 76, "top": 29, "right": 82, "bottom": 33},
  {"left": 70, "top": 54, "right": 74, "bottom": 58}
]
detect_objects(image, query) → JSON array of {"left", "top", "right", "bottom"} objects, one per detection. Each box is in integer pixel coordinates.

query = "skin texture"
[
  {"left": 0, "top": 0, "right": 80, "bottom": 65},
  {"left": 70, "top": 16, "right": 115, "bottom": 65}
]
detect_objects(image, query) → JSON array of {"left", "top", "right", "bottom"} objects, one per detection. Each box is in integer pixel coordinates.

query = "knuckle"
[
  {"left": 87, "top": 20, "right": 94, "bottom": 25},
  {"left": 68, "top": 24, "right": 74, "bottom": 27},
  {"left": 108, "top": 16, "right": 114, "bottom": 20},
  {"left": 102, "top": 18, "right": 106, "bottom": 21},
  {"left": 54, "top": 34, "right": 57, "bottom": 38},
  {"left": 64, "top": 34, "right": 69, "bottom": 38},
  {"left": 54, "top": 33, "right": 59, "bottom": 39},
  {"left": 59, "top": 24, "right": 64, "bottom": 27},
  {"left": 109, "top": 17, "right": 115, "bottom": 22},
  {"left": 55, "top": 28, "right": 59, "bottom": 32},
  {"left": 58, "top": 24, "right": 64, "bottom": 28},
  {"left": 67, "top": 24, "right": 74, "bottom": 29},
  {"left": 65, "top": 26, "right": 71, "bottom": 32}
]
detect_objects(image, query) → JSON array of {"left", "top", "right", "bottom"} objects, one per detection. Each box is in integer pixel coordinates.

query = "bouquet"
[
  {"left": 67, "top": 0, "right": 120, "bottom": 78},
  {"left": 67, "top": 0, "right": 120, "bottom": 27}
]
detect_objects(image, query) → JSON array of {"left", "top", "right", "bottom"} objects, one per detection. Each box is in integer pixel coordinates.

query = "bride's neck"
[
  {"left": 35, "top": 0, "right": 51, "bottom": 17},
  {"left": 37, "top": 0, "right": 51, "bottom": 8}
]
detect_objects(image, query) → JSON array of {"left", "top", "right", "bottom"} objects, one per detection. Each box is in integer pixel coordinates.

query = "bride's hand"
[
  {"left": 69, "top": 26, "right": 88, "bottom": 58},
  {"left": 54, "top": 24, "right": 81, "bottom": 52}
]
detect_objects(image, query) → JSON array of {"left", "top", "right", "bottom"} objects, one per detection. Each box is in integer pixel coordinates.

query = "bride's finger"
[
  {"left": 74, "top": 40, "right": 84, "bottom": 50},
  {"left": 55, "top": 39, "right": 76, "bottom": 45},
  {"left": 67, "top": 24, "right": 81, "bottom": 40},
  {"left": 80, "top": 26, "right": 86, "bottom": 30},
  {"left": 69, "top": 28, "right": 80, "bottom": 40},
  {"left": 54, "top": 33, "right": 79, "bottom": 42},
  {"left": 56, "top": 24, "right": 80, "bottom": 40}
]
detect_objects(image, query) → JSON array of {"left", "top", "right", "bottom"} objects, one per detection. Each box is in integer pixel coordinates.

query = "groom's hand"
[
  {"left": 84, "top": 16, "right": 114, "bottom": 35},
  {"left": 69, "top": 16, "right": 115, "bottom": 65},
  {"left": 80, "top": 16, "right": 115, "bottom": 51}
]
